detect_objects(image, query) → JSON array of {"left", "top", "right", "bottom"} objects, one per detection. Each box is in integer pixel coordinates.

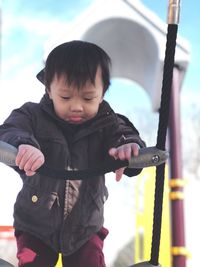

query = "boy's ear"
[
  {"left": 46, "top": 88, "right": 52, "bottom": 99},
  {"left": 100, "top": 90, "right": 104, "bottom": 103}
]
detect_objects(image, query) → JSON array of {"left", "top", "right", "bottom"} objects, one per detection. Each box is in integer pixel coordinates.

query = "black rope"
[
  {"left": 150, "top": 24, "right": 178, "bottom": 265},
  {"left": 37, "top": 158, "right": 128, "bottom": 180}
]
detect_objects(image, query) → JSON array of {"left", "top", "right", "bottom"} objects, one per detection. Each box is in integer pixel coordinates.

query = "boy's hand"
[
  {"left": 108, "top": 143, "right": 139, "bottom": 181},
  {"left": 15, "top": 144, "right": 45, "bottom": 176}
]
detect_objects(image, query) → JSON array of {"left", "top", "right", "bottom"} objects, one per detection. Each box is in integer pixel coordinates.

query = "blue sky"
[
  {"left": 1, "top": 0, "right": 199, "bottom": 119},
  {"left": 143, "top": 0, "right": 200, "bottom": 94}
]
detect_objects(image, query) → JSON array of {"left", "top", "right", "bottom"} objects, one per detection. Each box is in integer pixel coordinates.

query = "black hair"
[{"left": 37, "top": 40, "right": 111, "bottom": 94}]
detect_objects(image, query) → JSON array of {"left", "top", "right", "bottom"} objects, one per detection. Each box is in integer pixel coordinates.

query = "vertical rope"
[
  {"left": 150, "top": 24, "right": 178, "bottom": 265},
  {"left": 156, "top": 25, "right": 178, "bottom": 150}
]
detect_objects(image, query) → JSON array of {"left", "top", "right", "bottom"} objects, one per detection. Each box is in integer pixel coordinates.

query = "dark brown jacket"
[{"left": 0, "top": 95, "right": 145, "bottom": 255}]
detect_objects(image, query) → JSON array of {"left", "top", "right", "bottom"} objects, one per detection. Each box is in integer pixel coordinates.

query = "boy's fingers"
[
  {"left": 25, "top": 170, "right": 36, "bottom": 176},
  {"left": 115, "top": 168, "right": 125, "bottom": 182},
  {"left": 109, "top": 143, "right": 140, "bottom": 160},
  {"left": 17, "top": 151, "right": 34, "bottom": 170},
  {"left": 15, "top": 145, "right": 45, "bottom": 173},
  {"left": 117, "top": 148, "right": 126, "bottom": 160},
  {"left": 30, "top": 155, "right": 45, "bottom": 172},
  {"left": 120, "top": 145, "right": 132, "bottom": 160},
  {"left": 21, "top": 152, "right": 38, "bottom": 170},
  {"left": 113, "top": 145, "right": 132, "bottom": 161},
  {"left": 109, "top": 148, "right": 118, "bottom": 159},
  {"left": 108, "top": 147, "right": 116, "bottom": 156},
  {"left": 131, "top": 143, "right": 139, "bottom": 156},
  {"left": 24, "top": 154, "right": 44, "bottom": 172},
  {"left": 15, "top": 147, "right": 26, "bottom": 166}
]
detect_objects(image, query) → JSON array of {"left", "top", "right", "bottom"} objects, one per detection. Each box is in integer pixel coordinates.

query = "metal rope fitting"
[{"left": 168, "top": 0, "right": 181, "bottom": 24}]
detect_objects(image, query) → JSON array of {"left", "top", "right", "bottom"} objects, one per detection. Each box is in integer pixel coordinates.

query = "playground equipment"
[
  {"left": 0, "top": 141, "right": 168, "bottom": 177},
  {"left": 134, "top": 167, "right": 171, "bottom": 266},
  {"left": 129, "top": 1, "right": 184, "bottom": 266}
]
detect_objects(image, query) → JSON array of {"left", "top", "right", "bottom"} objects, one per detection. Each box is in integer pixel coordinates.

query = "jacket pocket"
[
  {"left": 89, "top": 186, "right": 108, "bottom": 210},
  {"left": 81, "top": 186, "right": 108, "bottom": 227},
  {"left": 14, "top": 183, "right": 61, "bottom": 235}
]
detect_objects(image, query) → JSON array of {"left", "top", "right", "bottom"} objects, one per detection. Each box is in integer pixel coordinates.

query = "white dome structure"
[{"left": 44, "top": 0, "right": 190, "bottom": 111}]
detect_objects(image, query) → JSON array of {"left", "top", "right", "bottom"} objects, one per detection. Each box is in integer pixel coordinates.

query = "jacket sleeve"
[
  {"left": 0, "top": 103, "right": 40, "bottom": 149},
  {"left": 105, "top": 113, "right": 146, "bottom": 177},
  {"left": 114, "top": 114, "right": 146, "bottom": 148}
]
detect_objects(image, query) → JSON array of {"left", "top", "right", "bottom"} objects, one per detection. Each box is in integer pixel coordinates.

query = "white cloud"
[
  {"left": 0, "top": 64, "right": 45, "bottom": 124},
  {"left": 4, "top": 15, "right": 72, "bottom": 38}
]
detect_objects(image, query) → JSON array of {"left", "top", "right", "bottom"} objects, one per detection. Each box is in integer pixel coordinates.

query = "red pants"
[{"left": 15, "top": 227, "right": 108, "bottom": 267}]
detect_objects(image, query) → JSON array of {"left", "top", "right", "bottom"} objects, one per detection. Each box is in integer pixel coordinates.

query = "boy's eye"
[
  {"left": 83, "top": 95, "right": 97, "bottom": 101},
  {"left": 61, "top": 96, "right": 70, "bottom": 100},
  {"left": 84, "top": 97, "right": 93, "bottom": 101}
]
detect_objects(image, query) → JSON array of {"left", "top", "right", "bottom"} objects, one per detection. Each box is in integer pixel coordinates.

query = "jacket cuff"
[
  {"left": 115, "top": 134, "right": 145, "bottom": 148},
  {"left": 124, "top": 167, "right": 142, "bottom": 177},
  {"left": 3, "top": 133, "right": 41, "bottom": 149}
]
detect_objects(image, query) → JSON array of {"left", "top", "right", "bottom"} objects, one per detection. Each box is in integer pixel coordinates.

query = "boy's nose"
[{"left": 69, "top": 100, "right": 83, "bottom": 112}]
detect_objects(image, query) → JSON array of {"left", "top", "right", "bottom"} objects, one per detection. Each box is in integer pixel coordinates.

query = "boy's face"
[{"left": 48, "top": 67, "right": 104, "bottom": 124}]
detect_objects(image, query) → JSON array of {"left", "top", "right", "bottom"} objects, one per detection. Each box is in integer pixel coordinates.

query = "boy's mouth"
[{"left": 68, "top": 116, "right": 83, "bottom": 123}]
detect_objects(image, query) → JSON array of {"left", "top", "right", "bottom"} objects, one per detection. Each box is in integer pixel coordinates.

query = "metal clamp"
[{"left": 128, "top": 146, "right": 169, "bottom": 169}]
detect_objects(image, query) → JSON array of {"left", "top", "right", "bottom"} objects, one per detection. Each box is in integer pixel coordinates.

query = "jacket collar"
[{"left": 39, "top": 94, "right": 116, "bottom": 141}]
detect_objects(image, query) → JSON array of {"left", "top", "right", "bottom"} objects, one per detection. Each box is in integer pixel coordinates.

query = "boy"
[{"left": 0, "top": 40, "right": 145, "bottom": 267}]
